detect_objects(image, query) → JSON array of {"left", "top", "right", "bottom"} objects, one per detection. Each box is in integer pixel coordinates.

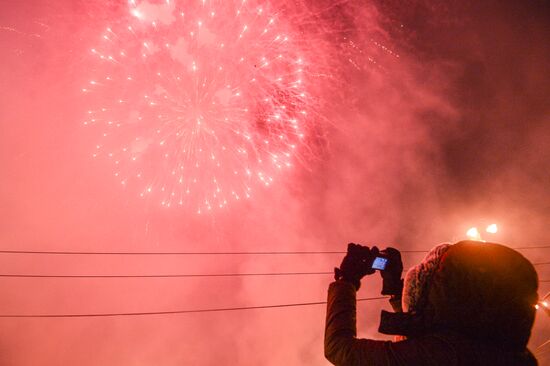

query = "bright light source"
[
  {"left": 486, "top": 223, "right": 498, "bottom": 234},
  {"left": 466, "top": 227, "right": 482, "bottom": 241}
]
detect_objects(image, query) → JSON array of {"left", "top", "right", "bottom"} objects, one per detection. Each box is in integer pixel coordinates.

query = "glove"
[
  {"left": 334, "top": 243, "right": 379, "bottom": 290},
  {"left": 380, "top": 247, "right": 404, "bottom": 297}
]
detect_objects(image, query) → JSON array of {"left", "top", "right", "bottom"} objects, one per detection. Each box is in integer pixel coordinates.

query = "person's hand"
[
  {"left": 380, "top": 247, "right": 404, "bottom": 296},
  {"left": 334, "top": 243, "right": 379, "bottom": 290}
]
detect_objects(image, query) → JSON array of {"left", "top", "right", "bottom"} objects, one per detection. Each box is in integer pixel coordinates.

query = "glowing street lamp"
[
  {"left": 486, "top": 224, "right": 498, "bottom": 234},
  {"left": 466, "top": 227, "right": 482, "bottom": 241},
  {"left": 465, "top": 223, "right": 499, "bottom": 242}
]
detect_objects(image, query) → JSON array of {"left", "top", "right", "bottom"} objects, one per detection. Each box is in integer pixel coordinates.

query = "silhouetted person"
[{"left": 325, "top": 241, "right": 538, "bottom": 365}]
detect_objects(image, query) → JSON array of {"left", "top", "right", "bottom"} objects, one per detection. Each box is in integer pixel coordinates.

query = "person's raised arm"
[{"left": 324, "top": 243, "right": 395, "bottom": 366}]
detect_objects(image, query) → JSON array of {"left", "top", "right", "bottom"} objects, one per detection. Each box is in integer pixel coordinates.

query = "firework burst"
[{"left": 83, "top": 0, "right": 316, "bottom": 213}]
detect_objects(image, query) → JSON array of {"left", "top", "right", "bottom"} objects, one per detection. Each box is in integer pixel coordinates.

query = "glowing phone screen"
[{"left": 372, "top": 257, "right": 388, "bottom": 270}]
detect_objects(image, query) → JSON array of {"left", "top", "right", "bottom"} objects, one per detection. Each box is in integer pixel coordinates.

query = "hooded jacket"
[{"left": 324, "top": 241, "right": 538, "bottom": 366}]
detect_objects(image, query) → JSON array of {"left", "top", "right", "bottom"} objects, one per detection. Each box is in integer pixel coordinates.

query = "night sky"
[{"left": 0, "top": 0, "right": 549, "bottom": 365}]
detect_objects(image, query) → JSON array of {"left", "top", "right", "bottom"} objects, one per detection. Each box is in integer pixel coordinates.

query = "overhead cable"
[
  {"left": 0, "top": 245, "right": 549, "bottom": 256},
  {"left": 0, "top": 249, "right": 403, "bottom": 255},
  {"left": 0, "top": 266, "right": 549, "bottom": 279},
  {"left": 0, "top": 271, "right": 334, "bottom": 278},
  {"left": 0, "top": 296, "right": 388, "bottom": 318}
]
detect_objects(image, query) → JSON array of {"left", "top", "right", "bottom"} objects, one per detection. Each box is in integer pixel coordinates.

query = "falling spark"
[
  {"left": 0, "top": 25, "right": 42, "bottom": 38},
  {"left": 83, "top": 0, "right": 315, "bottom": 212}
]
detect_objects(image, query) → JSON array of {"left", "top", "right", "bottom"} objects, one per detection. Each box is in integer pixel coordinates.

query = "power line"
[
  {"left": 0, "top": 249, "right": 421, "bottom": 255},
  {"left": 0, "top": 271, "right": 334, "bottom": 278},
  {"left": 0, "top": 296, "right": 388, "bottom": 318},
  {"left": 0, "top": 245, "right": 548, "bottom": 256},
  {"left": 1, "top": 286, "right": 548, "bottom": 317},
  {"left": 514, "top": 246, "right": 550, "bottom": 250},
  {"left": 0, "top": 248, "right": 537, "bottom": 256},
  {"left": 0, "top": 265, "right": 548, "bottom": 278}
]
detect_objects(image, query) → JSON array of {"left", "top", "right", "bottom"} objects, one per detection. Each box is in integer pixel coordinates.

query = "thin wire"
[
  {"left": 0, "top": 296, "right": 388, "bottom": 318},
  {"left": 0, "top": 270, "right": 548, "bottom": 279},
  {"left": 1, "top": 261, "right": 549, "bottom": 279},
  {"left": 0, "top": 271, "right": 334, "bottom": 278},
  {"left": 514, "top": 246, "right": 550, "bottom": 250},
  {"left": 536, "top": 339, "right": 550, "bottom": 352},
  {"left": 0, "top": 245, "right": 548, "bottom": 256},
  {"left": 0, "top": 249, "right": 425, "bottom": 255},
  {"left": 535, "top": 346, "right": 550, "bottom": 359}
]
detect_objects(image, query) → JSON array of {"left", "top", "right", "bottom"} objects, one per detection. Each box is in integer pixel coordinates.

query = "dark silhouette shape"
[{"left": 325, "top": 240, "right": 538, "bottom": 365}]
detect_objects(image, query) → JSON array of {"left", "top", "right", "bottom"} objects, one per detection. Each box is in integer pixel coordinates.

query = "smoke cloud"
[{"left": 0, "top": 0, "right": 548, "bottom": 365}]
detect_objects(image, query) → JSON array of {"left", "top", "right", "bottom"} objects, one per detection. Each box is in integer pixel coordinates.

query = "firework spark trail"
[
  {"left": 83, "top": 0, "right": 322, "bottom": 213},
  {"left": 0, "top": 25, "right": 42, "bottom": 38}
]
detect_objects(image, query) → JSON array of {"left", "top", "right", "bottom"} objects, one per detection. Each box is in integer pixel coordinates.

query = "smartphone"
[{"left": 371, "top": 256, "right": 388, "bottom": 270}]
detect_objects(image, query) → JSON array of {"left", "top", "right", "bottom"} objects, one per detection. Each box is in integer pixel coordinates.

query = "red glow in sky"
[
  {"left": 84, "top": 0, "right": 318, "bottom": 213},
  {"left": 0, "top": 0, "right": 549, "bottom": 365}
]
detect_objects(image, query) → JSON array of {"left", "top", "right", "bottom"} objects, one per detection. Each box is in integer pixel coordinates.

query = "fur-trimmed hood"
[{"left": 380, "top": 240, "right": 538, "bottom": 352}]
